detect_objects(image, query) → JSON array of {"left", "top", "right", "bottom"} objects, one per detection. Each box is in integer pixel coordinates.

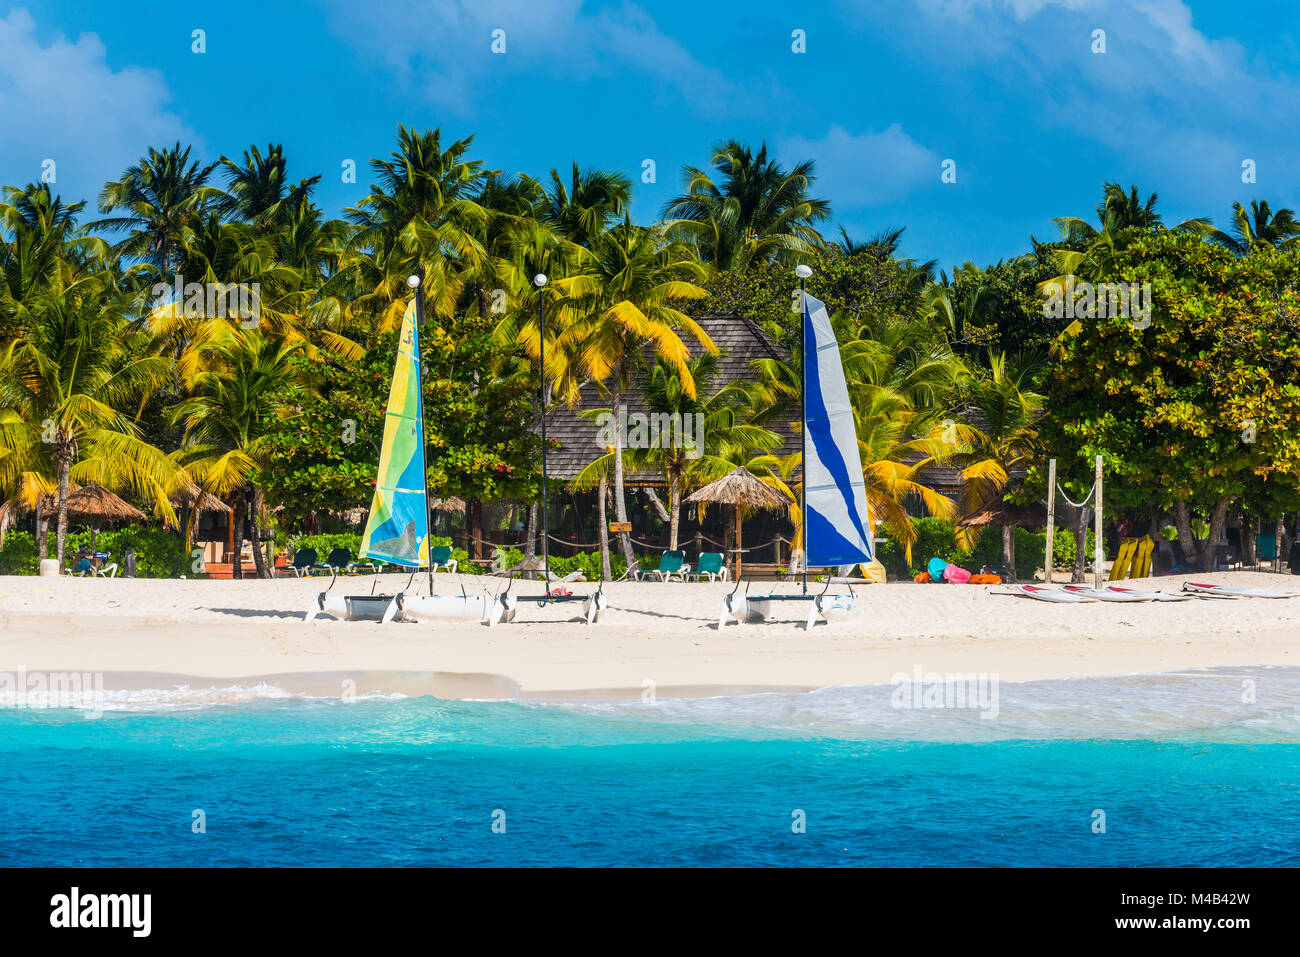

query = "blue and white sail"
[{"left": 802, "top": 293, "right": 874, "bottom": 566}]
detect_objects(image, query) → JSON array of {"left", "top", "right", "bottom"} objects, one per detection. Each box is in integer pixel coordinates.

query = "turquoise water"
[{"left": 2, "top": 667, "right": 1299, "bottom": 866}]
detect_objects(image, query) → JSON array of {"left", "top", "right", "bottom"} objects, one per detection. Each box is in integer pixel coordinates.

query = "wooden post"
[
  {"left": 1094, "top": 454, "right": 1104, "bottom": 590},
  {"left": 734, "top": 507, "right": 743, "bottom": 580},
  {"left": 1044, "top": 458, "right": 1056, "bottom": 583}
]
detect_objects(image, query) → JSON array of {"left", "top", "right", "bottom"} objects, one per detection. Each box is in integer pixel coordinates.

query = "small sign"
[{"left": 608, "top": 522, "right": 631, "bottom": 533}]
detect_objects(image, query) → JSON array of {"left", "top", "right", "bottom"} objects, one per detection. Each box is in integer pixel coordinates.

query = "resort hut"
[
  {"left": 685, "top": 467, "right": 792, "bottom": 579},
  {"left": 41, "top": 483, "right": 147, "bottom": 553}
]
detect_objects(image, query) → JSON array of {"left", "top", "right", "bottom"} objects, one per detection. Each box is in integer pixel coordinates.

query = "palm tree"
[
  {"left": 0, "top": 285, "right": 176, "bottom": 564},
  {"left": 92, "top": 143, "right": 220, "bottom": 272},
  {"left": 946, "top": 352, "right": 1045, "bottom": 577},
  {"left": 1047, "top": 182, "right": 1210, "bottom": 283},
  {"left": 662, "top": 140, "right": 829, "bottom": 270},
  {"left": 566, "top": 222, "right": 714, "bottom": 569},
  {"left": 535, "top": 162, "right": 631, "bottom": 248},
  {"left": 168, "top": 328, "right": 311, "bottom": 578},
  {"left": 217, "top": 143, "right": 321, "bottom": 230},
  {"left": 344, "top": 125, "right": 492, "bottom": 330},
  {"left": 0, "top": 184, "right": 108, "bottom": 337},
  {"left": 1210, "top": 200, "right": 1300, "bottom": 254}
]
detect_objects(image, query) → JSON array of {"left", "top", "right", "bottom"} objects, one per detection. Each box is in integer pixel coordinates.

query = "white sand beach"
[{"left": 1, "top": 570, "right": 1297, "bottom": 699}]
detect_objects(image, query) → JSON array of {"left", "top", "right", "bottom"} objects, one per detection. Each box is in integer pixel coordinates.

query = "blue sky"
[{"left": 4, "top": 0, "right": 1300, "bottom": 272}]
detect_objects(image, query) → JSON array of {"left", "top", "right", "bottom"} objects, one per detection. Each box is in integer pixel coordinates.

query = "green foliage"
[
  {"left": 876, "top": 519, "right": 1092, "bottom": 580},
  {"left": 259, "top": 324, "right": 541, "bottom": 527},
  {"left": 0, "top": 526, "right": 193, "bottom": 577}
]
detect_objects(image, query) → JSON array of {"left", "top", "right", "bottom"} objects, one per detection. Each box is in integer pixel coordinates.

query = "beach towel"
[
  {"left": 927, "top": 557, "right": 949, "bottom": 582},
  {"left": 943, "top": 564, "right": 972, "bottom": 584}
]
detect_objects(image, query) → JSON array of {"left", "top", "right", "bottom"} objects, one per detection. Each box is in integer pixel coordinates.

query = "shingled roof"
[{"left": 542, "top": 314, "right": 800, "bottom": 484}]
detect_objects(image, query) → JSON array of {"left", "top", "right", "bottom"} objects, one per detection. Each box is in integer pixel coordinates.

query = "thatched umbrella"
[
  {"left": 41, "top": 483, "right": 147, "bottom": 552},
  {"left": 685, "top": 467, "right": 792, "bottom": 579},
  {"left": 430, "top": 496, "right": 467, "bottom": 513}
]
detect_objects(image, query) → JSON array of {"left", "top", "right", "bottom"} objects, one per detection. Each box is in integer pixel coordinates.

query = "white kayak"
[
  {"left": 1062, "top": 585, "right": 1152, "bottom": 602},
  {"left": 1105, "top": 585, "right": 1192, "bottom": 602},
  {"left": 1012, "top": 584, "right": 1097, "bottom": 603},
  {"left": 1183, "top": 581, "right": 1298, "bottom": 599}
]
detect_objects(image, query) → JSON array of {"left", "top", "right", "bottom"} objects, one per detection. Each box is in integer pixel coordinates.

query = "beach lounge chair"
[
  {"left": 636, "top": 550, "right": 688, "bottom": 582},
  {"left": 430, "top": 545, "right": 457, "bottom": 574},
  {"left": 287, "top": 548, "right": 318, "bottom": 578},
  {"left": 315, "top": 548, "right": 353, "bottom": 575},
  {"left": 688, "top": 552, "right": 728, "bottom": 582},
  {"left": 1256, "top": 533, "right": 1281, "bottom": 572}
]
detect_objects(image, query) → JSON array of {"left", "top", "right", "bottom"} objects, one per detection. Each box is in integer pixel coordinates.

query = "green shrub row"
[
  {"left": 0, "top": 527, "right": 196, "bottom": 578},
  {"left": 875, "top": 518, "right": 1096, "bottom": 580},
  {"left": 290, "top": 533, "right": 637, "bottom": 580}
]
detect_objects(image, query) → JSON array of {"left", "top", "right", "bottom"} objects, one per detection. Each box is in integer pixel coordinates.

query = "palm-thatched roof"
[
  {"left": 685, "top": 467, "right": 791, "bottom": 510},
  {"left": 430, "top": 496, "right": 467, "bottom": 513},
  {"left": 38, "top": 484, "right": 147, "bottom": 525},
  {"left": 957, "top": 499, "right": 1048, "bottom": 528},
  {"left": 172, "top": 484, "right": 231, "bottom": 514}
]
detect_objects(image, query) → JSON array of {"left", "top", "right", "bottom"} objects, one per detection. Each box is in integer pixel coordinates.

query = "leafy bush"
[
  {"left": 0, "top": 527, "right": 194, "bottom": 578},
  {"left": 876, "top": 519, "right": 1096, "bottom": 580}
]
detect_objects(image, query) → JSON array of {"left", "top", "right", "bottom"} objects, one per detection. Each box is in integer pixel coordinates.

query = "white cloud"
[
  {"left": 317, "top": 0, "right": 755, "bottom": 118},
  {"left": 0, "top": 8, "right": 198, "bottom": 206},
  {"left": 779, "top": 124, "right": 941, "bottom": 207}
]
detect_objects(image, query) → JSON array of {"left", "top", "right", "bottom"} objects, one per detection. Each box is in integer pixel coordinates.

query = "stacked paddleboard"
[{"left": 1008, "top": 582, "right": 1296, "bottom": 602}]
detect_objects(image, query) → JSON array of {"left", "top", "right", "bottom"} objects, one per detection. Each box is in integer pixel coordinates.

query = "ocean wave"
[
  {"left": 536, "top": 665, "right": 1300, "bottom": 743},
  {"left": 0, "top": 682, "right": 407, "bottom": 713}
]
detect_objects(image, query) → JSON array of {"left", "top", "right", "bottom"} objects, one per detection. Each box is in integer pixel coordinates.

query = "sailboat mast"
[
  {"left": 796, "top": 264, "right": 812, "bottom": 595},
  {"left": 535, "top": 273, "right": 549, "bottom": 589},
  {"left": 412, "top": 271, "right": 433, "bottom": 596}
]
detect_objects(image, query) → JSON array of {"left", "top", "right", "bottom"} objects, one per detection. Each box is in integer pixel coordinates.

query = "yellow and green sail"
[{"left": 358, "top": 299, "right": 429, "bottom": 567}]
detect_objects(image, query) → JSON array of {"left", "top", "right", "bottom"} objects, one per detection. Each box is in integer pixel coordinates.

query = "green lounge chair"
[
  {"left": 637, "top": 550, "right": 688, "bottom": 582},
  {"left": 287, "top": 547, "right": 318, "bottom": 578},
  {"left": 1256, "top": 533, "right": 1281, "bottom": 572},
  {"left": 430, "top": 545, "right": 458, "bottom": 574},
  {"left": 688, "top": 551, "right": 728, "bottom": 582}
]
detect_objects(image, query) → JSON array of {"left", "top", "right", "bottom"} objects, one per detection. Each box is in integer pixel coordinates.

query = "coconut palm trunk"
[
  {"left": 54, "top": 441, "right": 73, "bottom": 566},
  {"left": 524, "top": 503, "right": 538, "bottom": 560},
  {"left": 249, "top": 484, "right": 270, "bottom": 579},
  {"left": 35, "top": 504, "right": 49, "bottom": 560},
  {"left": 668, "top": 471, "right": 681, "bottom": 552},
  {"left": 1072, "top": 505, "right": 1090, "bottom": 584},
  {"left": 608, "top": 377, "right": 637, "bottom": 571},
  {"left": 230, "top": 490, "right": 246, "bottom": 580},
  {"left": 598, "top": 475, "right": 612, "bottom": 580}
]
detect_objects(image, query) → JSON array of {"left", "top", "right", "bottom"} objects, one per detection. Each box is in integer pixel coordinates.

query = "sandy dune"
[{"left": 0, "top": 570, "right": 1296, "bottom": 698}]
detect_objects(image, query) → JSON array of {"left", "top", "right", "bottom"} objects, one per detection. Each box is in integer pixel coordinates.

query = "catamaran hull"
[
  {"left": 489, "top": 591, "right": 607, "bottom": 627},
  {"left": 399, "top": 594, "right": 493, "bottom": 623},
  {"left": 305, "top": 594, "right": 400, "bottom": 623},
  {"left": 720, "top": 592, "right": 857, "bottom": 630}
]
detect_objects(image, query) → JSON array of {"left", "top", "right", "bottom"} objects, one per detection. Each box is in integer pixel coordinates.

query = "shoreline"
[{"left": 1, "top": 570, "right": 1296, "bottom": 699}]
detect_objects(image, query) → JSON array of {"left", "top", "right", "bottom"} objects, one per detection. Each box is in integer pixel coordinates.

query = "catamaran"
[
  {"left": 489, "top": 272, "right": 607, "bottom": 627},
  {"left": 720, "top": 272, "right": 874, "bottom": 630},
  {"left": 306, "top": 277, "right": 496, "bottom": 624}
]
